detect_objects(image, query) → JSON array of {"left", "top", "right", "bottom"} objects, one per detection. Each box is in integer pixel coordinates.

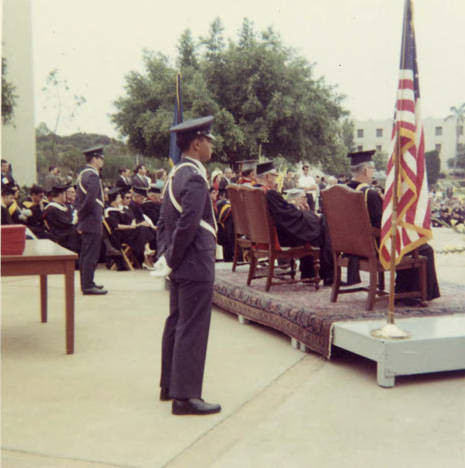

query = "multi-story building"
[{"left": 353, "top": 117, "right": 464, "bottom": 173}]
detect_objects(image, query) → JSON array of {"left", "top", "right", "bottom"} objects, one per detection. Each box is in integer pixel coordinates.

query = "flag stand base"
[{"left": 371, "top": 323, "right": 411, "bottom": 340}]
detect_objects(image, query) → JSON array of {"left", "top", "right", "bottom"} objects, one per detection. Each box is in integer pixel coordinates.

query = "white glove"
[{"left": 149, "top": 255, "right": 172, "bottom": 277}]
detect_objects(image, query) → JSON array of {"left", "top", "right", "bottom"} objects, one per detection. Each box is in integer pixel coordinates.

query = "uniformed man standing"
[
  {"left": 157, "top": 116, "right": 221, "bottom": 416},
  {"left": 75, "top": 146, "right": 107, "bottom": 295}
]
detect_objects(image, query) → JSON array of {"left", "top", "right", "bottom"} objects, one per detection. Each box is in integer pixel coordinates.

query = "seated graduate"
[
  {"left": 105, "top": 186, "right": 155, "bottom": 268},
  {"left": 142, "top": 185, "right": 162, "bottom": 226},
  {"left": 42, "top": 183, "right": 80, "bottom": 253},
  {"left": 1, "top": 185, "right": 15, "bottom": 224},
  {"left": 345, "top": 149, "right": 440, "bottom": 305},
  {"left": 254, "top": 161, "right": 333, "bottom": 284},
  {"left": 21, "top": 185, "right": 51, "bottom": 238},
  {"left": 214, "top": 187, "right": 234, "bottom": 262}
]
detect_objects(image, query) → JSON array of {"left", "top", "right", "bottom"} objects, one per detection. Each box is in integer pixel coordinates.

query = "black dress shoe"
[
  {"left": 172, "top": 398, "right": 221, "bottom": 415},
  {"left": 160, "top": 388, "right": 172, "bottom": 401},
  {"left": 92, "top": 284, "right": 104, "bottom": 290},
  {"left": 82, "top": 287, "right": 108, "bottom": 295}
]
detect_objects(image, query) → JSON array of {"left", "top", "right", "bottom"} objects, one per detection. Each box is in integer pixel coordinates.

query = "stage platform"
[
  {"left": 213, "top": 265, "right": 465, "bottom": 387},
  {"left": 333, "top": 315, "right": 465, "bottom": 387}
]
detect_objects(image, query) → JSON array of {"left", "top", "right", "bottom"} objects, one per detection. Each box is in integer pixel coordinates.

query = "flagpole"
[
  {"left": 387, "top": 0, "right": 410, "bottom": 325},
  {"left": 372, "top": 0, "right": 411, "bottom": 340}
]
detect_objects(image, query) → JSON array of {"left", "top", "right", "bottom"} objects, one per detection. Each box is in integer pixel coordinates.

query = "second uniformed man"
[
  {"left": 75, "top": 146, "right": 107, "bottom": 295},
  {"left": 157, "top": 116, "right": 221, "bottom": 415}
]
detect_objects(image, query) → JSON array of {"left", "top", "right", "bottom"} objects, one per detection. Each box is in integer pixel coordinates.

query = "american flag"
[
  {"left": 379, "top": 0, "right": 432, "bottom": 269},
  {"left": 168, "top": 73, "right": 183, "bottom": 165}
]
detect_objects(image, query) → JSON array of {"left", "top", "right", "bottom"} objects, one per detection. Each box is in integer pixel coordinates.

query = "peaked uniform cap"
[
  {"left": 347, "top": 150, "right": 375, "bottom": 166},
  {"left": 169, "top": 116, "right": 215, "bottom": 140},
  {"left": 83, "top": 145, "right": 104, "bottom": 158}
]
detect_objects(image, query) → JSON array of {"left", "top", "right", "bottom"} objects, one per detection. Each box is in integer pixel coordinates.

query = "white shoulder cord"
[{"left": 164, "top": 162, "right": 217, "bottom": 238}]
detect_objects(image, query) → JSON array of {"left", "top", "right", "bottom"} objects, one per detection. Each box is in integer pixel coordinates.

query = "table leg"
[
  {"left": 40, "top": 275, "right": 47, "bottom": 322},
  {"left": 65, "top": 261, "right": 75, "bottom": 354}
]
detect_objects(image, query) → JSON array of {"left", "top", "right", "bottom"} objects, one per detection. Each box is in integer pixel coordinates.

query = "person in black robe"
[
  {"left": 42, "top": 184, "right": 80, "bottom": 253},
  {"left": 1, "top": 185, "right": 15, "bottom": 225},
  {"left": 255, "top": 161, "right": 333, "bottom": 283},
  {"left": 22, "top": 185, "right": 52, "bottom": 238},
  {"left": 215, "top": 189, "right": 234, "bottom": 262},
  {"left": 346, "top": 150, "right": 439, "bottom": 305}
]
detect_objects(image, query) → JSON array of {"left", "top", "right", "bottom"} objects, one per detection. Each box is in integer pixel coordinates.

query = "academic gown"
[
  {"left": 265, "top": 189, "right": 333, "bottom": 280},
  {"left": 42, "top": 202, "right": 80, "bottom": 253}
]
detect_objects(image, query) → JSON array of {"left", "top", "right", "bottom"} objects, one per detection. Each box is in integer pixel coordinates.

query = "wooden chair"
[
  {"left": 320, "top": 185, "right": 427, "bottom": 310},
  {"left": 227, "top": 184, "right": 252, "bottom": 271},
  {"left": 242, "top": 187, "right": 320, "bottom": 292}
]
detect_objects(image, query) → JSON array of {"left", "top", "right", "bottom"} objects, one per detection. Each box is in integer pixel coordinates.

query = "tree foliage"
[
  {"left": 111, "top": 18, "right": 350, "bottom": 169},
  {"left": 2, "top": 58, "right": 17, "bottom": 126}
]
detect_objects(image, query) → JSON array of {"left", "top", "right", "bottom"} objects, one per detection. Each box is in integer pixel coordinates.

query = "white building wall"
[
  {"left": 2, "top": 0, "right": 36, "bottom": 186},
  {"left": 354, "top": 116, "right": 463, "bottom": 173}
]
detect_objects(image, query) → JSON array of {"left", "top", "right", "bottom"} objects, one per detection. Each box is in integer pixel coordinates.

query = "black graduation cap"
[
  {"left": 132, "top": 185, "right": 148, "bottom": 196},
  {"left": 83, "top": 145, "right": 104, "bottom": 159},
  {"left": 108, "top": 187, "right": 122, "bottom": 197},
  {"left": 108, "top": 186, "right": 122, "bottom": 202},
  {"left": 347, "top": 150, "right": 375, "bottom": 166},
  {"left": 51, "top": 183, "right": 70, "bottom": 195},
  {"left": 256, "top": 161, "right": 278, "bottom": 176},
  {"left": 1, "top": 185, "right": 15, "bottom": 196},
  {"left": 169, "top": 116, "right": 215, "bottom": 140},
  {"left": 30, "top": 184, "right": 45, "bottom": 195}
]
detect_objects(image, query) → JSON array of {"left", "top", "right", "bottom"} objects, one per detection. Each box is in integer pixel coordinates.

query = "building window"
[
  {"left": 357, "top": 129, "right": 364, "bottom": 138},
  {"left": 357, "top": 145, "right": 363, "bottom": 151},
  {"left": 435, "top": 126, "right": 442, "bottom": 136},
  {"left": 435, "top": 144, "right": 441, "bottom": 152},
  {"left": 376, "top": 128, "right": 383, "bottom": 137},
  {"left": 376, "top": 145, "right": 382, "bottom": 152}
]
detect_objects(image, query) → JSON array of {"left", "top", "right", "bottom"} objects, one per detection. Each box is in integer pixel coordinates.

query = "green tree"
[
  {"left": 111, "top": 18, "right": 349, "bottom": 166},
  {"left": 2, "top": 58, "right": 17, "bottom": 126}
]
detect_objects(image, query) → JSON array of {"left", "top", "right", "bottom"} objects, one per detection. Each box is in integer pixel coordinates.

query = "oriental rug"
[{"left": 213, "top": 266, "right": 465, "bottom": 359}]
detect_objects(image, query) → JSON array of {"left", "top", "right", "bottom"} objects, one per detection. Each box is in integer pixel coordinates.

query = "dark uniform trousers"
[
  {"left": 160, "top": 278, "right": 213, "bottom": 399},
  {"left": 80, "top": 231, "right": 102, "bottom": 290}
]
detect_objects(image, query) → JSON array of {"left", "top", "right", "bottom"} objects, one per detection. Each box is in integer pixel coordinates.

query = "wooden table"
[{"left": 1, "top": 239, "right": 78, "bottom": 354}]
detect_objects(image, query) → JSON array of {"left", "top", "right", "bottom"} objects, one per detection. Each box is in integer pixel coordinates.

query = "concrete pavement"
[{"left": 1, "top": 228, "right": 464, "bottom": 467}]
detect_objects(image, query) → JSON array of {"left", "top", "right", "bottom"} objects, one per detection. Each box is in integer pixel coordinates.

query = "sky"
[{"left": 31, "top": 0, "right": 465, "bottom": 139}]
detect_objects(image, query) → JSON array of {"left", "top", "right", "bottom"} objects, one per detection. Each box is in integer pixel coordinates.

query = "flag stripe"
[{"left": 379, "top": 0, "right": 432, "bottom": 269}]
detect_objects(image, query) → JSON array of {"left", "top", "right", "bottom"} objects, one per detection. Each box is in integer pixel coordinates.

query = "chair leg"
[
  {"left": 313, "top": 251, "right": 321, "bottom": 289},
  {"left": 266, "top": 255, "right": 275, "bottom": 291},
  {"left": 247, "top": 253, "right": 257, "bottom": 286},
  {"left": 378, "top": 271, "right": 385, "bottom": 292},
  {"left": 367, "top": 265, "right": 377, "bottom": 310},
  {"left": 420, "top": 259, "right": 427, "bottom": 302},
  {"left": 330, "top": 254, "right": 340, "bottom": 302},
  {"left": 232, "top": 240, "right": 239, "bottom": 272},
  {"left": 121, "top": 247, "right": 135, "bottom": 271}
]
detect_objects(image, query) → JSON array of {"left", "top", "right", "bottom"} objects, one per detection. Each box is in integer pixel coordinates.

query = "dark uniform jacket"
[
  {"left": 157, "top": 157, "right": 217, "bottom": 282},
  {"left": 75, "top": 165, "right": 104, "bottom": 234}
]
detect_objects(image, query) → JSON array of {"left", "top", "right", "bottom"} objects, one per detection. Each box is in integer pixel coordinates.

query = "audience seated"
[{"left": 215, "top": 188, "right": 234, "bottom": 262}]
